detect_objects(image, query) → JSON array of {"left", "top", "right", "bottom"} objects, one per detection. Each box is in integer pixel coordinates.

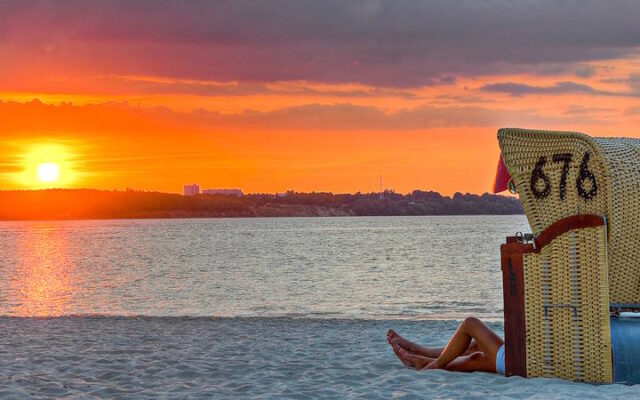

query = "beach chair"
[{"left": 497, "top": 128, "right": 640, "bottom": 384}]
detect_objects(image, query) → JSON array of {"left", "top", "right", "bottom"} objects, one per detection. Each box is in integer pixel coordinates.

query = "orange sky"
[{"left": 3, "top": 2, "right": 640, "bottom": 195}]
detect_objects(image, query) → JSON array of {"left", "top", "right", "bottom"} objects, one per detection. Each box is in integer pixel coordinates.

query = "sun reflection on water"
[{"left": 9, "top": 223, "right": 77, "bottom": 317}]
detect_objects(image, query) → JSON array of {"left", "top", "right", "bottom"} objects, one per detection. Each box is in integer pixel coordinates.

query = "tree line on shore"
[{"left": 0, "top": 189, "right": 523, "bottom": 220}]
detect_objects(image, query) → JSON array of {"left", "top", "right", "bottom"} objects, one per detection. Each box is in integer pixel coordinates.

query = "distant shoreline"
[
  {"left": 0, "top": 214, "right": 527, "bottom": 223},
  {"left": 0, "top": 189, "right": 524, "bottom": 221}
]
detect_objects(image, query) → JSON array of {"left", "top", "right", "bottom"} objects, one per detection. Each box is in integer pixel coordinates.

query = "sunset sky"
[{"left": 3, "top": 1, "right": 640, "bottom": 194}]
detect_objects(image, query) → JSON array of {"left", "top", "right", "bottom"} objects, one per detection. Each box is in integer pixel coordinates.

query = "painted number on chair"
[{"left": 530, "top": 151, "right": 597, "bottom": 201}]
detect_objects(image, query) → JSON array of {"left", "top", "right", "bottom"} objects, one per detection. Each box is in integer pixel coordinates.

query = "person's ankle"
[{"left": 435, "top": 358, "right": 447, "bottom": 369}]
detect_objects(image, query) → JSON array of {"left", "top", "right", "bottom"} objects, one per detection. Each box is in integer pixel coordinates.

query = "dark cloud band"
[{"left": 2, "top": 1, "right": 640, "bottom": 87}]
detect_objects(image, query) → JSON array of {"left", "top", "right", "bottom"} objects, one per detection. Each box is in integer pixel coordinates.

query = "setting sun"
[
  {"left": 9, "top": 142, "right": 82, "bottom": 188},
  {"left": 37, "top": 163, "right": 60, "bottom": 183}
]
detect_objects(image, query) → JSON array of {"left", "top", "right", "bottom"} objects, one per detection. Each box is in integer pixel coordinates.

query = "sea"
[{"left": 0, "top": 216, "right": 635, "bottom": 399}]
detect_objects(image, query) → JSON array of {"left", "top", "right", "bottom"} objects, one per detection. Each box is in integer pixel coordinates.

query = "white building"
[
  {"left": 202, "top": 188, "right": 243, "bottom": 197},
  {"left": 184, "top": 184, "right": 200, "bottom": 196}
]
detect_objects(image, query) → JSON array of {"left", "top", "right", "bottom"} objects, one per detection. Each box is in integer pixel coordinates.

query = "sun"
[
  {"left": 13, "top": 142, "right": 80, "bottom": 188},
  {"left": 38, "top": 162, "right": 60, "bottom": 183}
]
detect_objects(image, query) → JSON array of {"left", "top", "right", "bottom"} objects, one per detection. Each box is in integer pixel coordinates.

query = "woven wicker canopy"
[{"left": 498, "top": 128, "right": 640, "bottom": 306}]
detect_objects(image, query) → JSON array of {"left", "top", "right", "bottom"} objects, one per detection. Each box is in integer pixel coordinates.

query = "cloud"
[
  {"left": 627, "top": 73, "right": 640, "bottom": 92},
  {"left": 431, "top": 94, "right": 497, "bottom": 105},
  {"left": 3, "top": 1, "right": 640, "bottom": 87},
  {"left": 598, "top": 73, "right": 640, "bottom": 94},
  {"left": 480, "top": 81, "right": 599, "bottom": 96},
  {"left": 624, "top": 106, "right": 640, "bottom": 115},
  {"left": 200, "top": 103, "right": 500, "bottom": 130},
  {"left": 479, "top": 80, "right": 640, "bottom": 97},
  {"left": 0, "top": 98, "right": 602, "bottom": 136},
  {"left": 575, "top": 66, "right": 597, "bottom": 78},
  {"left": 0, "top": 74, "right": 422, "bottom": 99},
  {"left": 563, "top": 105, "right": 613, "bottom": 116}
]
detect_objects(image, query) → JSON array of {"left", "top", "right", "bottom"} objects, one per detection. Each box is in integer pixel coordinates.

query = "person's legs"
[
  {"left": 425, "top": 317, "right": 503, "bottom": 371},
  {"left": 390, "top": 338, "right": 496, "bottom": 373},
  {"left": 390, "top": 339, "right": 435, "bottom": 369},
  {"left": 387, "top": 329, "right": 479, "bottom": 359},
  {"left": 387, "top": 330, "right": 444, "bottom": 358},
  {"left": 440, "top": 352, "right": 496, "bottom": 373}
]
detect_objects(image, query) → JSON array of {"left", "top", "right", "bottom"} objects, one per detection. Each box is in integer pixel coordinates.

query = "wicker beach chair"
[{"left": 497, "top": 128, "right": 640, "bottom": 383}]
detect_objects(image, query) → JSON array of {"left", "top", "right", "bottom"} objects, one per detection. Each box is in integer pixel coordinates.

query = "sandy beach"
[{"left": 0, "top": 317, "right": 635, "bottom": 399}]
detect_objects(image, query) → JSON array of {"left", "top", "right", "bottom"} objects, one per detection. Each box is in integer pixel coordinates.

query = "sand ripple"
[{"left": 0, "top": 317, "right": 635, "bottom": 399}]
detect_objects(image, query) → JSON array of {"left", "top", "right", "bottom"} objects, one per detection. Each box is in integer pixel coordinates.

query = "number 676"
[{"left": 530, "top": 152, "right": 597, "bottom": 201}]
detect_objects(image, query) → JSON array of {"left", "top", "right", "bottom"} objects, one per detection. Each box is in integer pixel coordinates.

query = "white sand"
[{"left": 0, "top": 317, "right": 634, "bottom": 399}]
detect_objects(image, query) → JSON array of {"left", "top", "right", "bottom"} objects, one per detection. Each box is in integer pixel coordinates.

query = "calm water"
[{"left": 0, "top": 216, "right": 529, "bottom": 320}]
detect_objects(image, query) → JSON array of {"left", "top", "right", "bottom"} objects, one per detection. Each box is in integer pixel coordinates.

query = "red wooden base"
[{"left": 500, "top": 239, "right": 529, "bottom": 377}]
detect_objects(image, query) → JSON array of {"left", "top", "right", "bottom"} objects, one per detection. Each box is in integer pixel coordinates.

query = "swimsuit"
[{"left": 495, "top": 344, "right": 506, "bottom": 375}]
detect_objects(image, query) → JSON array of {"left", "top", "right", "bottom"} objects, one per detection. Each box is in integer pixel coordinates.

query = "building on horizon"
[
  {"left": 276, "top": 190, "right": 294, "bottom": 198},
  {"left": 202, "top": 188, "right": 243, "bottom": 197},
  {"left": 184, "top": 184, "right": 200, "bottom": 196}
]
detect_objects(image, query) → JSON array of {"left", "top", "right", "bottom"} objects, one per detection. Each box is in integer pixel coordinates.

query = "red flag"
[{"left": 492, "top": 154, "right": 511, "bottom": 193}]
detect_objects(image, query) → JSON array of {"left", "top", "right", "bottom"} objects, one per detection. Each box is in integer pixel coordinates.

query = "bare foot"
[
  {"left": 390, "top": 338, "right": 415, "bottom": 368},
  {"left": 391, "top": 340, "right": 432, "bottom": 369},
  {"left": 387, "top": 329, "right": 412, "bottom": 351}
]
